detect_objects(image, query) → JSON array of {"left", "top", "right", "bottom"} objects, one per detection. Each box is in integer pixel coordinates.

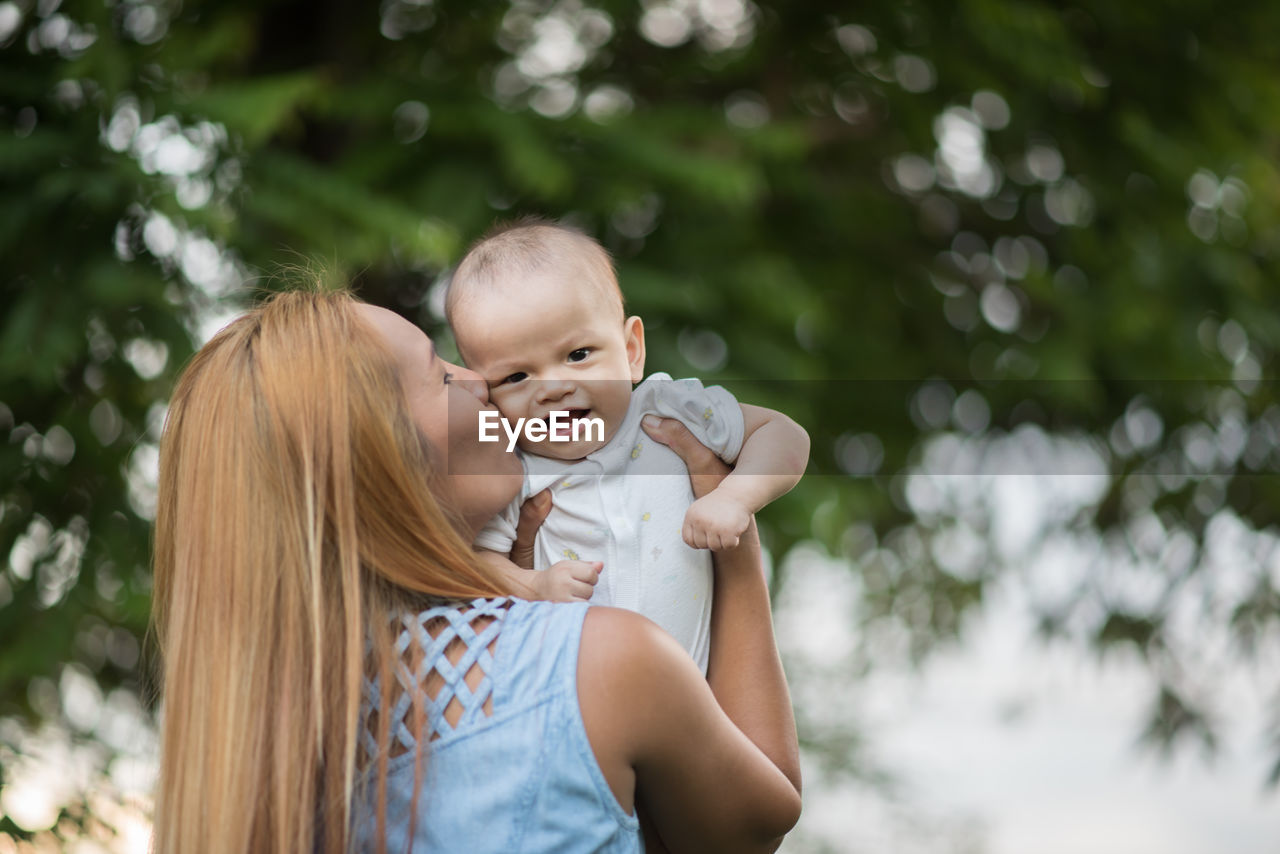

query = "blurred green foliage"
[{"left": 3, "top": 0, "right": 1280, "bottom": 832}]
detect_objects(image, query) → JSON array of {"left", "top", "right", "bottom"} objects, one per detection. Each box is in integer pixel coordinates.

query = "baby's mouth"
[{"left": 550, "top": 408, "right": 592, "bottom": 439}]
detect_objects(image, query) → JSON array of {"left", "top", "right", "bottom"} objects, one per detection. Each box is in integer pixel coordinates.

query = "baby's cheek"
[{"left": 487, "top": 389, "right": 523, "bottom": 420}]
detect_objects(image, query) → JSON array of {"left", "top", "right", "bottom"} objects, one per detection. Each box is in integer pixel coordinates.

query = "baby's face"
[{"left": 450, "top": 268, "right": 645, "bottom": 461}]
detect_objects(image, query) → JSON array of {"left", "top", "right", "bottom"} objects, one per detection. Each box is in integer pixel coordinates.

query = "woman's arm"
[
  {"left": 576, "top": 417, "right": 801, "bottom": 853},
  {"left": 645, "top": 414, "right": 801, "bottom": 792},
  {"left": 579, "top": 607, "right": 800, "bottom": 853}
]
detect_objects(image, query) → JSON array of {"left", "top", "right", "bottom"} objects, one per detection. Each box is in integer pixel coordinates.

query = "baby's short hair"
[{"left": 446, "top": 217, "right": 625, "bottom": 325}]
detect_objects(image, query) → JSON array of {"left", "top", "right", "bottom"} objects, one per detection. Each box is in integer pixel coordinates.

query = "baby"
[{"left": 446, "top": 219, "right": 808, "bottom": 672}]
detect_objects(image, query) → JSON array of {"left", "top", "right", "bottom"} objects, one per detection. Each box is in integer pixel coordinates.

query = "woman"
[{"left": 151, "top": 288, "right": 800, "bottom": 853}]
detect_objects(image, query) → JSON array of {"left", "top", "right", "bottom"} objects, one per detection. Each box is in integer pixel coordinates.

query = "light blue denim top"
[{"left": 353, "top": 597, "right": 643, "bottom": 853}]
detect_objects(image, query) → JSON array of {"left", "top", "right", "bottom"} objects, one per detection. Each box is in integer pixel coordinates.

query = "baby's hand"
[
  {"left": 531, "top": 560, "right": 602, "bottom": 602},
  {"left": 682, "top": 492, "right": 751, "bottom": 551}
]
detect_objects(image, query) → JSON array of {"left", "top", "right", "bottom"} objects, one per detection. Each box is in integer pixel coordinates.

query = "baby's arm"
[
  {"left": 475, "top": 547, "right": 602, "bottom": 603},
  {"left": 682, "top": 403, "right": 809, "bottom": 550}
]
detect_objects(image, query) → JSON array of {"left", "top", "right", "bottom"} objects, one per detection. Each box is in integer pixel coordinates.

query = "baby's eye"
[
  {"left": 567, "top": 348, "right": 591, "bottom": 363},
  {"left": 442, "top": 371, "right": 453, "bottom": 385},
  {"left": 500, "top": 371, "right": 528, "bottom": 385}
]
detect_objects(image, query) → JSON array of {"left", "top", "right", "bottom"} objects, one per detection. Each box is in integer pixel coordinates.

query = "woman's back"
[{"left": 354, "top": 597, "right": 642, "bottom": 853}]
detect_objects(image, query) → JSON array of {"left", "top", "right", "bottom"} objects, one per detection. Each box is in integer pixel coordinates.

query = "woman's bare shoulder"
[
  {"left": 576, "top": 608, "right": 800, "bottom": 852},
  {"left": 579, "top": 607, "right": 702, "bottom": 694}
]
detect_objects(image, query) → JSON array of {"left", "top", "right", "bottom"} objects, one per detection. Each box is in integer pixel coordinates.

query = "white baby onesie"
[{"left": 473, "top": 372, "right": 745, "bottom": 673}]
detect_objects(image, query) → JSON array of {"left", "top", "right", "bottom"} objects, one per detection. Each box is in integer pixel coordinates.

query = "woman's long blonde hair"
[{"left": 151, "top": 288, "right": 509, "bottom": 854}]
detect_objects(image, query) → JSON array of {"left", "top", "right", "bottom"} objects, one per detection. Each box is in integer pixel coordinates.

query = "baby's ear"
[{"left": 623, "top": 316, "right": 645, "bottom": 383}]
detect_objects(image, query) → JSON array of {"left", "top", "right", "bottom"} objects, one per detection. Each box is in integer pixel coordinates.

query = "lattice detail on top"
[{"left": 361, "top": 598, "right": 512, "bottom": 762}]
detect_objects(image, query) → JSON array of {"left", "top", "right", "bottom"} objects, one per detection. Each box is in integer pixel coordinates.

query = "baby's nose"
[{"left": 536, "top": 377, "right": 574, "bottom": 401}]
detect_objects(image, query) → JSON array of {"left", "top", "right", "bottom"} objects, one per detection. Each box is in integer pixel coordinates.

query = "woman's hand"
[
  {"left": 508, "top": 490, "right": 552, "bottom": 569},
  {"left": 641, "top": 415, "right": 731, "bottom": 497}
]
